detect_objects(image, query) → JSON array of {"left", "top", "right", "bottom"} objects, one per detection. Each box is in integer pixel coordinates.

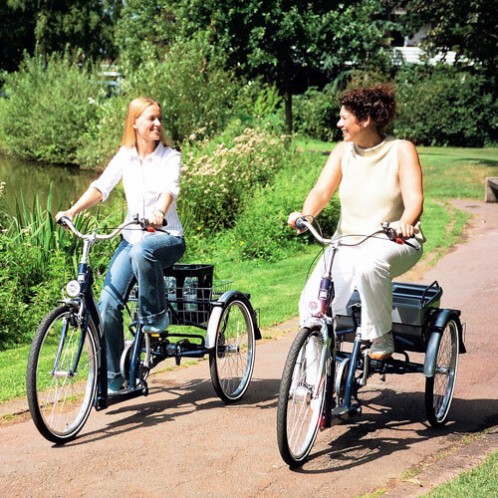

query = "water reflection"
[{"left": 0, "top": 155, "right": 97, "bottom": 214}]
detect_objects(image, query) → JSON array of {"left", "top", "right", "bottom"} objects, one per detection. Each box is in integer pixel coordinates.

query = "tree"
[
  {"left": 3, "top": 0, "right": 122, "bottom": 68},
  {"left": 114, "top": 0, "right": 176, "bottom": 70},
  {"left": 169, "top": 0, "right": 398, "bottom": 134},
  {"left": 0, "top": 2, "right": 35, "bottom": 73},
  {"left": 398, "top": 0, "right": 498, "bottom": 77}
]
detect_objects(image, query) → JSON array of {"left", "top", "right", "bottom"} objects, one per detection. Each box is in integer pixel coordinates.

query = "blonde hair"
[{"left": 121, "top": 97, "right": 170, "bottom": 147}]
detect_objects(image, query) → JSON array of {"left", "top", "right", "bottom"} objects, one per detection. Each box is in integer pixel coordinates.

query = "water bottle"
[
  {"left": 183, "top": 277, "right": 197, "bottom": 312},
  {"left": 165, "top": 276, "right": 177, "bottom": 310}
]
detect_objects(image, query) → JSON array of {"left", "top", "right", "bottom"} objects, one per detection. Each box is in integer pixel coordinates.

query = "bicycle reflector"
[{"left": 66, "top": 280, "right": 81, "bottom": 297}]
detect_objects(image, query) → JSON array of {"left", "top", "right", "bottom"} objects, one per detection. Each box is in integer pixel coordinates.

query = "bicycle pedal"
[
  {"left": 177, "top": 339, "right": 197, "bottom": 351},
  {"left": 149, "top": 331, "right": 169, "bottom": 338}
]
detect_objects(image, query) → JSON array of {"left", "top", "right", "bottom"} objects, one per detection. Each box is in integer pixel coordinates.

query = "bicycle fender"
[
  {"left": 205, "top": 291, "right": 261, "bottom": 349},
  {"left": 424, "top": 331, "right": 442, "bottom": 377},
  {"left": 424, "top": 309, "right": 462, "bottom": 377}
]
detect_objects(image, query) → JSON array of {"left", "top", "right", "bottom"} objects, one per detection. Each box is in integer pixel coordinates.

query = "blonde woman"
[{"left": 56, "top": 97, "right": 185, "bottom": 392}]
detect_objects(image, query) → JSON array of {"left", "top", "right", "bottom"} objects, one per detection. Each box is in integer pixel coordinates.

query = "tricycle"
[
  {"left": 276, "top": 217, "right": 466, "bottom": 467},
  {"left": 26, "top": 216, "right": 261, "bottom": 444}
]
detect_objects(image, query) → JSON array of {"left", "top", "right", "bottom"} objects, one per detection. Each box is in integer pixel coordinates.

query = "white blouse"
[{"left": 91, "top": 143, "right": 183, "bottom": 243}]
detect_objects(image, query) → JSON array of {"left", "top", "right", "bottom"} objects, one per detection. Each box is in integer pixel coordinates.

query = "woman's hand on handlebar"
[
  {"left": 55, "top": 210, "right": 76, "bottom": 227},
  {"left": 148, "top": 209, "right": 166, "bottom": 229},
  {"left": 288, "top": 211, "right": 309, "bottom": 234},
  {"left": 389, "top": 220, "right": 415, "bottom": 239}
]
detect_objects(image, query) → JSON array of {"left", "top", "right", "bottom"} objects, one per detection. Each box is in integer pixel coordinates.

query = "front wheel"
[
  {"left": 425, "top": 316, "right": 460, "bottom": 427},
  {"left": 26, "top": 305, "right": 98, "bottom": 444},
  {"left": 209, "top": 297, "right": 256, "bottom": 403},
  {"left": 277, "top": 326, "right": 327, "bottom": 467}
]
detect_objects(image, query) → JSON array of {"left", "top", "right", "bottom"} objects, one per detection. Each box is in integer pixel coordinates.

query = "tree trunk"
[{"left": 284, "top": 89, "right": 293, "bottom": 136}]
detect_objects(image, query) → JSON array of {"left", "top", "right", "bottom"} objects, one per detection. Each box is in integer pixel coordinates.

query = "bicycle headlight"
[{"left": 66, "top": 280, "right": 81, "bottom": 297}]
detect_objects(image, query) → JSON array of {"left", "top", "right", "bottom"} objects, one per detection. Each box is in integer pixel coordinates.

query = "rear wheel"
[
  {"left": 425, "top": 317, "right": 460, "bottom": 427},
  {"left": 26, "top": 305, "right": 98, "bottom": 444},
  {"left": 209, "top": 298, "right": 256, "bottom": 402},
  {"left": 277, "top": 326, "right": 327, "bottom": 467}
]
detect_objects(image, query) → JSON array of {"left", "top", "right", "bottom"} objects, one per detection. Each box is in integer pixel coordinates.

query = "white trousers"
[{"left": 299, "top": 237, "right": 422, "bottom": 340}]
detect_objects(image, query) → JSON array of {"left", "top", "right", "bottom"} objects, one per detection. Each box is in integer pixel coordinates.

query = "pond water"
[{"left": 0, "top": 155, "right": 98, "bottom": 215}]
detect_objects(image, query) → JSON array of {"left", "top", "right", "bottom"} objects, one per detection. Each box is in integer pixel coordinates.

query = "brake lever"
[
  {"left": 140, "top": 217, "right": 168, "bottom": 233},
  {"left": 383, "top": 223, "right": 418, "bottom": 249}
]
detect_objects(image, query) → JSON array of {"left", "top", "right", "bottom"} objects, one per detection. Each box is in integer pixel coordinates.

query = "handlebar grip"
[
  {"left": 56, "top": 216, "right": 70, "bottom": 227},
  {"left": 295, "top": 217, "right": 306, "bottom": 230},
  {"left": 385, "top": 226, "right": 418, "bottom": 249}
]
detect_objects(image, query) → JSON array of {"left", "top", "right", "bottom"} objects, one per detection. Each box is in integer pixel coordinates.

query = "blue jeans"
[{"left": 98, "top": 234, "right": 186, "bottom": 379}]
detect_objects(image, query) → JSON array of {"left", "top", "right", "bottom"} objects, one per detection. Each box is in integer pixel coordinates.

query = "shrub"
[
  {"left": 395, "top": 65, "right": 498, "bottom": 146},
  {"left": 292, "top": 70, "right": 390, "bottom": 142},
  {"left": 293, "top": 83, "right": 342, "bottom": 142},
  {"left": 179, "top": 124, "right": 289, "bottom": 237},
  {"left": 0, "top": 52, "right": 103, "bottom": 164},
  {"left": 0, "top": 188, "right": 119, "bottom": 349},
  {"left": 190, "top": 148, "right": 340, "bottom": 263},
  {"left": 76, "top": 94, "right": 129, "bottom": 169},
  {"left": 119, "top": 33, "right": 238, "bottom": 145},
  {"left": 0, "top": 237, "right": 68, "bottom": 349},
  {"left": 234, "top": 79, "right": 286, "bottom": 134}
]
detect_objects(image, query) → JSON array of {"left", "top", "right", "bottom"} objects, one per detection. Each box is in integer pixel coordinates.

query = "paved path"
[{"left": 1, "top": 200, "right": 497, "bottom": 497}]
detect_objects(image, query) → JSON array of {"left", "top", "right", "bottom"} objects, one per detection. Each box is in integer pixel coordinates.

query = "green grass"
[
  {"left": 212, "top": 245, "right": 319, "bottom": 331},
  {"left": 0, "top": 345, "right": 30, "bottom": 403},
  {"left": 425, "top": 450, "right": 498, "bottom": 497},
  {"left": 1, "top": 145, "right": 497, "bottom": 407},
  {"left": 418, "top": 146, "right": 498, "bottom": 199},
  {"left": 294, "top": 136, "right": 334, "bottom": 154}
]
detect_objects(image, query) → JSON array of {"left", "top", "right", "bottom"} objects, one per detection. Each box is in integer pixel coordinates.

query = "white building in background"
[
  {"left": 392, "top": 46, "right": 459, "bottom": 65},
  {"left": 390, "top": 13, "right": 461, "bottom": 66}
]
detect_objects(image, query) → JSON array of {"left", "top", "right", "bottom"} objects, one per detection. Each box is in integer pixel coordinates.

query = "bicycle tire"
[
  {"left": 277, "top": 326, "right": 327, "bottom": 467},
  {"left": 26, "top": 305, "right": 98, "bottom": 444},
  {"left": 209, "top": 297, "right": 256, "bottom": 403},
  {"left": 425, "top": 316, "right": 460, "bottom": 427}
]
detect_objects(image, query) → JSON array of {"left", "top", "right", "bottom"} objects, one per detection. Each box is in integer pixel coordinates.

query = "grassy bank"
[
  {"left": 1, "top": 144, "right": 497, "bottom": 405},
  {"left": 426, "top": 450, "right": 498, "bottom": 497}
]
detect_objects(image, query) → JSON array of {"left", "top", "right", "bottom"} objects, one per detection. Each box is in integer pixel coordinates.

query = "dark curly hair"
[{"left": 339, "top": 85, "right": 396, "bottom": 130}]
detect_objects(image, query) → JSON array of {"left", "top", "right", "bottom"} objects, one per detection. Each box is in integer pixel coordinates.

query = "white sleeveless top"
[{"left": 336, "top": 136, "right": 404, "bottom": 239}]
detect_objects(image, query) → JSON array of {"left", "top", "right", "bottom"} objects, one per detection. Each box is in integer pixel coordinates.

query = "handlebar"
[
  {"left": 57, "top": 214, "right": 159, "bottom": 241},
  {"left": 295, "top": 217, "right": 418, "bottom": 249},
  {"left": 296, "top": 217, "right": 334, "bottom": 245}
]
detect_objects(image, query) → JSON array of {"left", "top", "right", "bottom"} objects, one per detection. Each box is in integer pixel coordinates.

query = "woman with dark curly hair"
[{"left": 288, "top": 85, "right": 425, "bottom": 360}]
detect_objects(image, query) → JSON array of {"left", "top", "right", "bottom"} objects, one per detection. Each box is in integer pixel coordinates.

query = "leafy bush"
[
  {"left": 119, "top": 32, "right": 238, "bottom": 145},
  {"left": 0, "top": 189, "right": 66, "bottom": 348},
  {"left": 188, "top": 147, "right": 340, "bottom": 263},
  {"left": 0, "top": 238, "right": 68, "bottom": 349},
  {"left": 292, "top": 70, "right": 390, "bottom": 142},
  {"left": 0, "top": 52, "right": 103, "bottom": 164},
  {"left": 395, "top": 65, "right": 498, "bottom": 146},
  {"left": 0, "top": 188, "right": 119, "bottom": 349},
  {"left": 293, "top": 83, "right": 341, "bottom": 142},
  {"left": 179, "top": 124, "right": 289, "bottom": 236},
  {"left": 76, "top": 94, "right": 129, "bottom": 169},
  {"left": 292, "top": 66, "right": 498, "bottom": 147},
  {"left": 77, "top": 33, "right": 240, "bottom": 168},
  {"left": 234, "top": 79, "right": 286, "bottom": 133}
]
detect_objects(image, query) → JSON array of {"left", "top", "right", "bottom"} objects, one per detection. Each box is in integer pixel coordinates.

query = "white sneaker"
[{"left": 369, "top": 332, "right": 394, "bottom": 360}]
